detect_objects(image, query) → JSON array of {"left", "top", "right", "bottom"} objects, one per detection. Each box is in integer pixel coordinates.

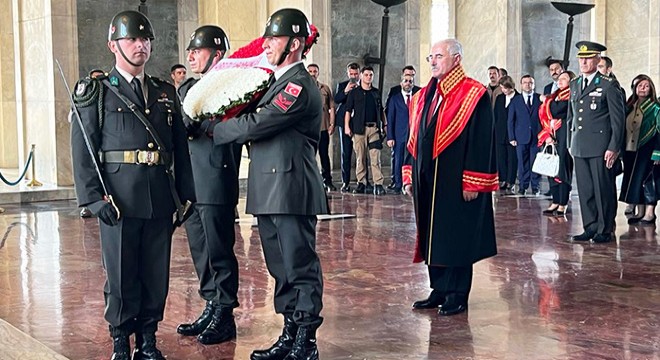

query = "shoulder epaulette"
[{"left": 72, "top": 77, "right": 101, "bottom": 107}]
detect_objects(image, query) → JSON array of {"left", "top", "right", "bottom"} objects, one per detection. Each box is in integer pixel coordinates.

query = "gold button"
[
  {"left": 148, "top": 142, "right": 154, "bottom": 149},
  {"left": 578, "top": 117, "right": 582, "bottom": 121},
  {"left": 223, "top": 164, "right": 228, "bottom": 168},
  {"left": 578, "top": 126, "right": 582, "bottom": 129},
  {"left": 188, "top": 136, "right": 194, "bottom": 141},
  {"left": 272, "top": 168, "right": 276, "bottom": 173},
  {"left": 145, "top": 109, "right": 151, "bottom": 115},
  {"left": 580, "top": 100, "right": 584, "bottom": 104},
  {"left": 579, "top": 109, "right": 583, "bottom": 112},
  {"left": 118, "top": 107, "right": 123, "bottom": 112}
]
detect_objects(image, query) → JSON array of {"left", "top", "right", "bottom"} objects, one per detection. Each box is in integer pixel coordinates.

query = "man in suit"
[
  {"left": 543, "top": 59, "right": 564, "bottom": 96},
  {"left": 405, "top": 38, "right": 497, "bottom": 316},
  {"left": 175, "top": 25, "right": 240, "bottom": 346},
  {"left": 508, "top": 75, "right": 542, "bottom": 195},
  {"left": 568, "top": 41, "right": 625, "bottom": 243},
  {"left": 70, "top": 10, "right": 195, "bottom": 360},
  {"left": 334, "top": 62, "right": 360, "bottom": 192},
  {"left": 386, "top": 73, "right": 415, "bottom": 194},
  {"left": 203, "top": 8, "right": 327, "bottom": 360},
  {"left": 385, "top": 65, "right": 420, "bottom": 189}
]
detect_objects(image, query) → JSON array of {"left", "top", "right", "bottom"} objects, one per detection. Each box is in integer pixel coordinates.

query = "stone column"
[
  {"left": 601, "top": 0, "right": 660, "bottom": 87},
  {"left": 177, "top": 0, "right": 198, "bottom": 67},
  {"left": 0, "top": 0, "right": 18, "bottom": 168},
  {"left": 12, "top": 0, "right": 78, "bottom": 186}
]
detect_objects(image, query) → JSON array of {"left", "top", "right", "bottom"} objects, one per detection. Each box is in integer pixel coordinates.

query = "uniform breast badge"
[{"left": 110, "top": 76, "right": 119, "bottom": 86}]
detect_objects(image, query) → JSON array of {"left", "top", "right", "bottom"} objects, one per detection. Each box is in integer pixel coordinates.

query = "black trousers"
[
  {"left": 184, "top": 204, "right": 239, "bottom": 308},
  {"left": 257, "top": 214, "right": 323, "bottom": 326},
  {"left": 318, "top": 130, "right": 332, "bottom": 184},
  {"left": 549, "top": 178, "right": 571, "bottom": 206},
  {"left": 100, "top": 216, "right": 173, "bottom": 335},
  {"left": 496, "top": 142, "right": 518, "bottom": 185},
  {"left": 428, "top": 265, "right": 473, "bottom": 299},
  {"left": 391, "top": 139, "right": 407, "bottom": 190},
  {"left": 337, "top": 124, "right": 353, "bottom": 184},
  {"left": 574, "top": 156, "right": 617, "bottom": 234}
]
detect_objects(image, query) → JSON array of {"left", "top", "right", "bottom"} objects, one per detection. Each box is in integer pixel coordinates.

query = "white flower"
[{"left": 183, "top": 67, "right": 271, "bottom": 120}]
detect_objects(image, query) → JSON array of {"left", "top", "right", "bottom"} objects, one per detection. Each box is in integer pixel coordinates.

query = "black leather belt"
[
  {"left": 365, "top": 123, "right": 377, "bottom": 127},
  {"left": 100, "top": 150, "right": 170, "bottom": 166}
]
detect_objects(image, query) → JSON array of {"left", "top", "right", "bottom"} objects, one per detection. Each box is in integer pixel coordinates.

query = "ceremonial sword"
[{"left": 55, "top": 59, "right": 121, "bottom": 220}]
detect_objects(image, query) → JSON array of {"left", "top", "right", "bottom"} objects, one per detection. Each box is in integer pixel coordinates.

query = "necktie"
[
  {"left": 527, "top": 95, "right": 532, "bottom": 108},
  {"left": 131, "top": 78, "right": 145, "bottom": 108},
  {"left": 406, "top": 94, "right": 411, "bottom": 108},
  {"left": 583, "top": 77, "right": 589, "bottom": 91},
  {"left": 427, "top": 91, "right": 440, "bottom": 125}
]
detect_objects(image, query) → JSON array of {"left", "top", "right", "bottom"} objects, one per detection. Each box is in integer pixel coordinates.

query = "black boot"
[
  {"left": 197, "top": 306, "right": 237, "bottom": 345},
  {"left": 177, "top": 300, "right": 216, "bottom": 336},
  {"left": 110, "top": 335, "right": 130, "bottom": 360},
  {"left": 132, "top": 333, "right": 165, "bottom": 360},
  {"left": 250, "top": 315, "right": 298, "bottom": 360},
  {"left": 283, "top": 325, "right": 319, "bottom": 360}
]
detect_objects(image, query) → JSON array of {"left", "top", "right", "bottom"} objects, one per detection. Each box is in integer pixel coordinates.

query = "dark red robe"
[{"left": 403, "top": 65, "right": 498, "bottom": 266}]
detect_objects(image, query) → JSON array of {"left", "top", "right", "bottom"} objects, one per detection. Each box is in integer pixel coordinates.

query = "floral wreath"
[{"left": 183, "top": 24, "right": 319, "bottom": 121}]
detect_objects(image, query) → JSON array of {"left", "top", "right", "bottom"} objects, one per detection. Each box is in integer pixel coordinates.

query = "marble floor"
[{"left": 0, "top": 190, "right": 659, "bottom": 360}]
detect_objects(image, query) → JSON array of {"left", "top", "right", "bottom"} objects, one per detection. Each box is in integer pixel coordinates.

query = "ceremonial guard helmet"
[
  {"left": 108, "top": 10, "right": 155, "bottom": 41},
  {"left": 263, "top": 8, "right": 310, "bottom": 38},
  {"left": 187, "top": 25, "right": 230, "bottom": 52}
]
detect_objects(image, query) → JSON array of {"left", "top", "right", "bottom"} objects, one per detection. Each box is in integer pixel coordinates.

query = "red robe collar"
[{"left": 407, "top": 65, "right": 486, "bottom": 159}]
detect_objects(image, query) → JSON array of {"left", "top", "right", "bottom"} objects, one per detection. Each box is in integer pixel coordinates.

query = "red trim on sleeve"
[
  {"left": 462, "top": 170, "right": 498, "bottom": 192},
  {"left": 402, "top": 165, "right": 413, "bottom": 185}
]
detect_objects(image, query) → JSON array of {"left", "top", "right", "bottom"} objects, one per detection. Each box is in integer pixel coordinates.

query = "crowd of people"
[
  {"left": 67, "top": 6, "right": 660, "bottom": 360},
  {"left": 490, "top": 43, "right": 660, "bottom": 241}
]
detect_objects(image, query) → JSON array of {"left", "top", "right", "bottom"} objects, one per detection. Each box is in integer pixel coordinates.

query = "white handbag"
[{"left": 532, "top": 144, "right": 560, "bottom": 177}]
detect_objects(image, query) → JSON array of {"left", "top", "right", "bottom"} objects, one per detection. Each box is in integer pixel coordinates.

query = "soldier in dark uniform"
[
  {"left": 69, "top": 10, "right": 195, "bottom": 360},
  {"left": 567, "top": 41, "right": 625, "bottom": 243},
  {"left": 175, "top": 25, "right": 240, "bottom": 345},
  {"left": 201, "top": 8, "right": 327, "bottom": 360}
]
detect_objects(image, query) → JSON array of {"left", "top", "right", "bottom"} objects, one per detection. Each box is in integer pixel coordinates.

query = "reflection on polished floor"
[{"left": 0, "top": 192, "right": 659, "bottom": 360}]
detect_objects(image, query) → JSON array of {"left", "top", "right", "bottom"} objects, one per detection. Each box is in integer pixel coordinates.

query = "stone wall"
[{"left": 76, "top": 0, "right": 179, "bottom": 81}]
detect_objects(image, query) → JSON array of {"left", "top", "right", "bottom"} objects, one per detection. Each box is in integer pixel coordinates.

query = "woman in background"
[
  {"left": 537, "top": 71, "right": 575, "bottom": 216},
  {"left": 494, "top": 75, "right": 518, "bottom": 194},
  {"left": 619, "top": 75, "right": 660, "bottom": 225}
]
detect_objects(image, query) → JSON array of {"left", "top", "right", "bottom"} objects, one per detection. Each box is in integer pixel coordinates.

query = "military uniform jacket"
[
  {"left": 567, "top": 71, "right": 625, "bottom": 158},
  {"left": 178, "top": 78, "right": 239, "bottom": 206},
  {"left": 70, "top": 68, "right": 195, "bottom": 219},
  {"left": 212, "top": 63, "right": 328, "bottom": 216}
]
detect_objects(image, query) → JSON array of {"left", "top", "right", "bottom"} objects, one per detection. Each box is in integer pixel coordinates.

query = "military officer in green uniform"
[
  {"left": 567, "top": 41, "right": 625, "bottom": 243},
  {"left": 70, "top": 10, "right": 195, "bottom": 360},
  {"left": 175, "top": 25, "right": 241, "bottom": 345}
]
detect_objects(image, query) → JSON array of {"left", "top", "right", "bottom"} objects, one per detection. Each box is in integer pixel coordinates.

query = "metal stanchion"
[{"left": 26, "top": 144, "right": 43, "bottom": 187}]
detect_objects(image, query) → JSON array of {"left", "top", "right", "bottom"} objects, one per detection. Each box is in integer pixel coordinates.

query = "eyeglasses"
[
  {"left": 425, "top": 53, "right": 456, "bottom": 63},
  {"left": 402, "top": 79, "right": 414, "bottom": 83}
]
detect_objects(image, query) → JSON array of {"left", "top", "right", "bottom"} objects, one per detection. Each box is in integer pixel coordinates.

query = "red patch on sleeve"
[
  {"left": 273, "top": 92, "right": 295, "bottom": 113},
  {"left": 284, "top": 82, "right": 302, "bottom": 97}
]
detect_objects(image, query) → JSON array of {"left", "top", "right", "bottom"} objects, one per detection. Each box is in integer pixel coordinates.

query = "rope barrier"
[{"left": 0, "top": 147, "right": 34, "bottom": 186}]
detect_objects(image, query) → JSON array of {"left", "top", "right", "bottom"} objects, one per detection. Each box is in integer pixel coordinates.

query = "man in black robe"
[{"left": 404, "top": 38, "right": 498, "bottom": 316}]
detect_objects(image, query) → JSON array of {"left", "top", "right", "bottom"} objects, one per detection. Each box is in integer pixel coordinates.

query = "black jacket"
[
  {"left": 178, "top": 78, "right": 239, "bottom": 205},
  {"left": 71, "top": 68, "right": 195, "bottom": 218},
  {"left": 212, "top": 63, "right": 328, "bottom": 215}
]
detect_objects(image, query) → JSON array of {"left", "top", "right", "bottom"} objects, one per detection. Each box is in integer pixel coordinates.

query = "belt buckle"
[{"left": 137, "top": 150, "right": 159, "bottom": 165}]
